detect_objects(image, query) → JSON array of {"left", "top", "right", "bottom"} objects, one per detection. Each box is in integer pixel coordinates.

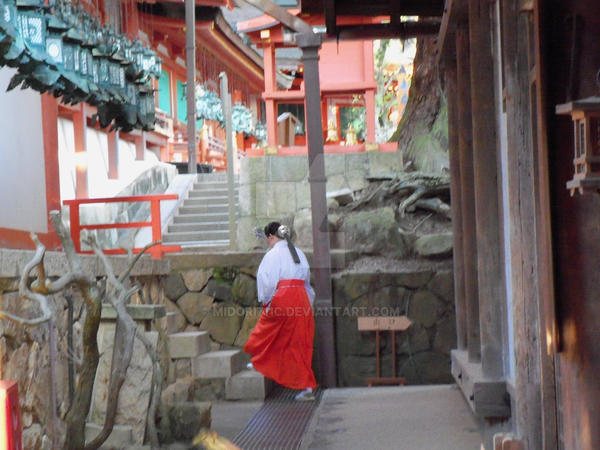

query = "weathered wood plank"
[
  {"left": 468, "top": 0, "right": 505, "bottom": 378},
  {"left": 456, "top": 25, "right": 481, "bottom": 362}
]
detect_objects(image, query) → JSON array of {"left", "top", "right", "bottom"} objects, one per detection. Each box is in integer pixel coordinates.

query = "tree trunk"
[{"left": 391, "top": 36, "right": 448, "bottom": 173}]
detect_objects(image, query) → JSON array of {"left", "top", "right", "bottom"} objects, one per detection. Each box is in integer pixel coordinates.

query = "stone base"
[
  {"left": 226, "top": 369, "right": 273, "bottom": 400},
  {"left": 192, "top": 349, "right": 245, "bottom": 378}
]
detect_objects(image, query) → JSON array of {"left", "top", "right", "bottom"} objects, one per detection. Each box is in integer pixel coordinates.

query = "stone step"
[
  {"left": 188, "top": 188, "right": 234, "bottom": 198},
  {"left": 85, "top": 423, "right": 133, "bottom": 448},
  {"left": 183, "top": 196, "right": 230, "bottom": 206},
  {"left": 172, "top": 213, "right": 229, "bottom": 223},
  {"left": 179, "top": 204, "right": 232, "bottom": 215},
  {"left": 163, "top": 230, "right": 230, "bottom": 243},
  {"left": 168, "top": 331, "right": 211, "bottom": 359},
  {"left": 193, "top": 181, "right": 239, "bottom": 190},
  {"left": 225, "top": 369, "right": 273, "bottom": 400},
  {"left": 192, "top": 349, "right": 245, "bottom": 378},
  {"left": 178, "top": 241, "right": 231, "bottom": 250},
  {"left": 168, "top": 221, "right": 229, "bottom": 233}
]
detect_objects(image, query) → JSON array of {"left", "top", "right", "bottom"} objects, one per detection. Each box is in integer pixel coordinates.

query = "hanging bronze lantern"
[{"left": 557, "top": 96, "right": 600, "bottom": 195}]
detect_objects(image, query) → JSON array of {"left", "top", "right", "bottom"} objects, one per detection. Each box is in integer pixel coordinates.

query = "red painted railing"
[{"left": 63, "top": 194, "right": 181, "bottom": 259}]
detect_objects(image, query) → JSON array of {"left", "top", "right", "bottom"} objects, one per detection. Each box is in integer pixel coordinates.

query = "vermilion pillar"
[
  {"left": 73, "top": 104, "right": 88, "bottom": 198},
  {"left": 107, "top": 130, "right": 119, "bottom": 179},
  {"left": 135, "top": 132, "right": 146, "bottom": 160}
]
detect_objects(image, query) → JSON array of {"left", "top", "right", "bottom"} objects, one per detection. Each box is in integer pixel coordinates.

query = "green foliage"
[{"left": 212, "top": 267, "right": 239, "bottom": 285}]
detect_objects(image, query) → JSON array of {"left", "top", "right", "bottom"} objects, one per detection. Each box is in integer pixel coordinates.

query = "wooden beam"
[
  {"left": 332, "top": 22, "right": 440, "bottom": 40},
  {"left": 456, "top": 25, "right": 480, "bottom": 362},
  {"left": 325, "top": 0, "right": 336, "bottom": 36},
  {"left": 469, "top": 0, "right": 505, "bottom": 378}
]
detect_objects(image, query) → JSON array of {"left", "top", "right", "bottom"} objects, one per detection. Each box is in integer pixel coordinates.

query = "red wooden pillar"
[
  {"left": 363, "top": 41, "right": 376, "bottom": 144},
  {"left": 73, "top": 103, "right": 88, "bottom": 198},
  {"left": 135, "top": 132, "right": 146, "bottom": 160},
  {"left": 107, "top": 130, "right": 119, "bottom": 179},
  {"left": 365, "top": 89, "right": 376, "bottom": 144}
]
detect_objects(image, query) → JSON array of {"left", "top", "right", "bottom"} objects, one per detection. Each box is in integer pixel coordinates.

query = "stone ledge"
[
  {"left": 168, "top": 249, "right": 357, "bottom": 271},
  {"left": 451, "top": 349, "right": 511, "bottom": 419},
  {"left": 101, "top": 304, "right": 166, "bottom": 321},
  {"left": 0, "top": 248, "right": 171, "bottom": 278}
]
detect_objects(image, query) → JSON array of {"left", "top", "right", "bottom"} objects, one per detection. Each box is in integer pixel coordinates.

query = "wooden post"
[
  {"left": 185, "top": 0, "right": 197, "bottom": 174},
  {"left": 446, "top": 61, "right": 467, "bottom": 351},
  {"left": 456, "top": 25, "right": 481, "bottom": 362},
  {"left": 73, "top": 104, "right": 88, "bottom": 198},
  {"left": 469, "top": 0, "right": 505, "bottom": 378},
  {"left": 107, "top": 130, "right": 119, "bottom": 180},
  {"left": 365, "top": 89, "right": 376, "bottom": 144},
  {"left": 135, "top": 132, "right": 146, "bottom": 161}
]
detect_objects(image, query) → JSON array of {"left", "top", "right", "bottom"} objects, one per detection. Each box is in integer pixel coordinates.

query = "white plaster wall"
[
  {"left": 58, "top": 118, "right": 161, "bottom": 201},
  {"left": 0, "top": 67, "right": 48, "bottom": 232}
]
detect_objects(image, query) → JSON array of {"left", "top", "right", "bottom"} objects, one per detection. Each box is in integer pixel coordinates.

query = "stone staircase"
[
  {"left": 162, "top": 173, "right": 238, "bottom": 250},
  {"left": 166, "top": 314, "right": 272, "bottom": 402}
]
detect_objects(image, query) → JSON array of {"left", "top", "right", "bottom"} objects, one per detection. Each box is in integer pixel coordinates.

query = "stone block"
[
  {"left": 90, "top": 330, "right": 158, "bottom": 444},
  {"left": 345, "top": 153, "right": 369, "bottom": 173},
  {"left": 324, "top": 154, "right": 346, "bottom": 176},
  {"left": 240, "top": 155, "right": 267, "bottom": 184},
  {"left": 168, "top": 331, "right": 211, "bottom": 358},
  {"left": 85, "top": 423, "right": 133, "bottom": 448},
  {"left": 226, "top": 369, "right": 273, "bottom": 400},
  {"left": 160, "top": 401, "right": 211, "bottom": 443},
  {"left": 173, "top": 359, "right": 192, "bottom": 379},
  {"left": 433, "top": 316, "right": 457, "bottom": 355},
  {"left": 164, "top": 301, "right": 188, "bottom": 333},
  {"left": 181, "top": 269, "right": 213, "bottom": 292},
  {"left": 414, "top": 233, "right": 453, "bottom": 258},
  {"left": 192, "top": 349, "right": 245, "bottom": 378},
  {"left": 295, "top": 182, "right": 311, "bottom": 209},
  {"left": 161, "top": 378, "right": 194, "bottom": 404},
  {"left": 203, "top": 279, "right": 232, "bottom": 302},
  {"left": 326, "top": 174, "right": 348, "bottom": 192},
  {"left": 367, "top": 152, "right": 404, "bottom": 176},
  {"left": 408, "top": 290, "right": 445, "bottom": 328},
  {"left": 231, "top": 273, "right": 258, "bottom": 306},
  {"left": 177, "top": 292, "right": 214, "bottom": 325},
  {"left": 100, "top": 304, "right": 166, "bottom": 321},
  {"left": 234, "top": 307, "right": 262, "bottom": 347},
  {"left": 199, "top": 302, "right": 245, "bottom": 345},
  {"left": 271, "top": 182, "right": 297, "bottom": 216},
  {"left": 326, "top": 188, "right": 354, "bottom": 206},
  {"left": 164, "top": 273, "right": 187, "bottom": 301},
  {"left": 399, "top": 351, "right": 452, "bottom": 384},
  {"left": 238, "top": 182, "right": 256, "bottom": 217},
  {"left": 190, "top": 377, "right": 227, "bottom": 401},
  {"left": 427, "top": 270, "right": 454, "bottom": 303},
  {"left": 267, "top": 155, "right": 308, "bottom": 182}
]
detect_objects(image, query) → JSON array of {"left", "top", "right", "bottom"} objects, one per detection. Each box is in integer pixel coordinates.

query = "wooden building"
[
  {"left": 0, "top": 0, "right": 263, "bottom": 251},
  {"left": 302, "top": 0, "right": 600, "bottom": 448},
  {"left": 237, "top": 9, "right": 399, "bottom": 155}
]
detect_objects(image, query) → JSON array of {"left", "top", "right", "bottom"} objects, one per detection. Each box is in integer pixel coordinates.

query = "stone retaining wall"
[
  {"left": 333, "top": 268, "right": 456, "bottom": 386},
  {"left": 163, "top": 253, "right": 455, "bottom": 388},
  {"left": 237, "top": 153, "right": 405, "bottom": 250}
]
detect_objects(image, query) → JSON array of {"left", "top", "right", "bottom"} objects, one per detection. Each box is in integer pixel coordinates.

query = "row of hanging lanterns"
[
  {"left": 0, "top": 0, "right": 161, "bottom": 132},
  {"left": 194, "top": 84, "right": 264, "bottom": 139}
]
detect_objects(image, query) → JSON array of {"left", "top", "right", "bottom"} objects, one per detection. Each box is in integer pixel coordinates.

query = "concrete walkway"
[{"left": 301, "top": 385, "right": 482, "bottom": 450}]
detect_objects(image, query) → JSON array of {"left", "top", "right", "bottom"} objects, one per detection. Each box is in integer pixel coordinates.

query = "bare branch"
[
  {"left": 0, "top": 234, "right": 54, "bottom": 325},
  {"left": 118, "top": 241, "right": 161, "bottom": 284},
  {"left": 50, "top": 210, "right": 84, "bottom": 274}
]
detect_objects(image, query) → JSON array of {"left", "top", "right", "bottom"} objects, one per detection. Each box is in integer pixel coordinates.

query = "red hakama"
[{"left": 244, "top": 279, "right": 317, "bottom": 390}]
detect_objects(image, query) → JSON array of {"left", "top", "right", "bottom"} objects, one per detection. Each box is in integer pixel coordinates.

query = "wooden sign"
[{"left": 357, "top": 316, "right": 412, "bottom": 331}]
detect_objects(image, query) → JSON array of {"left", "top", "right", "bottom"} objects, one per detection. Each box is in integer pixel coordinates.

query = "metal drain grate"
[{"left": 232, "top": 385, "right": 322, "bottom": 449}]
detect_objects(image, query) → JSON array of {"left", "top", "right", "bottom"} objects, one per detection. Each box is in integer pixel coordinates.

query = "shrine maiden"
[{"left": 244, "top": 222, "right": 317, "bottom": 401}]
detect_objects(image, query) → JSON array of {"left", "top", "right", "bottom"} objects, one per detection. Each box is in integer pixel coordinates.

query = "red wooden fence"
[{"left": 63, "top": 194, "right": 181, "bottom": 259}]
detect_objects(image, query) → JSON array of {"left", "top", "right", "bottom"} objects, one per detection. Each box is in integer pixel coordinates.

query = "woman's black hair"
[{"left": 264, "top": 221, "right": 300, "bottom": 264}]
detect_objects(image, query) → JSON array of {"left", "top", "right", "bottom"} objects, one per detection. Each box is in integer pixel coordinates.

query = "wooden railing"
[
  {"left": 63, "top": 194, "right": 181, "bottom": 259},
  {"left": 207, "top": 135, "right": 226, "bottom": 170}
]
